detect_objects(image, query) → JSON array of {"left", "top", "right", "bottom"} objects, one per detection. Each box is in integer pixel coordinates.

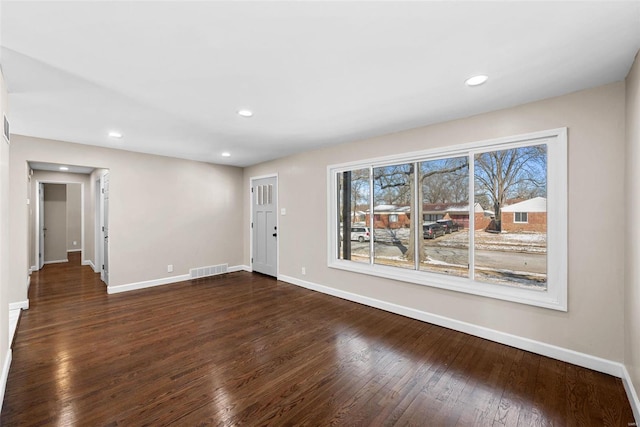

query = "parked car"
[
  {"left": 436, "top": 219, "right": 461, "bottom": 234},
  {"left": 423, "top": 222, "right": 445, "bottom": 239},
  {"left": 350, "top": 226, "right": 371, "bottom": 242}
]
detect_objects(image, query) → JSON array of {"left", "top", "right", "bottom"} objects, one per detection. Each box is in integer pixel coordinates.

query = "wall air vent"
[{"left": 189, "top": 263, "right": 228, "bottom": 279}]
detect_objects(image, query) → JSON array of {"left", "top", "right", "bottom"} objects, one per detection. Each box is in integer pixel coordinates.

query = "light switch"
[{"left": 281, "top": 208, "right": 286, "bottom": 215}]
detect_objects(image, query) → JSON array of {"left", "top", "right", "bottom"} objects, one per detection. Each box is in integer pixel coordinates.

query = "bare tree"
[
  {"left": 373, "top": 164, "right": 412, "bottom": 206},
  {"left": 351, "top": 169, "right": 369, "bottom": 224},
  {"left": 421, "top": 157, "right": 469, "bottom": 204},
  {"left": 474, "top": 145, "right": 546, "bottom": 231},
  {"left": 373, "top": 160, "right": 468, "bottom": 264},
  {"left": 373, "top": 164, "right": 415, "bottom": 262}
]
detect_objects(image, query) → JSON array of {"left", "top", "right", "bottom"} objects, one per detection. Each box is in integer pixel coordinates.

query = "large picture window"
[{"left": 328, "top": 129, "right": 567, "bottom": 310}]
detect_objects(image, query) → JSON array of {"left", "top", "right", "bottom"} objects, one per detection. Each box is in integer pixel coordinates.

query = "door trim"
[{"left": 249, "top": 173, "right": 279, "bottom": 278}]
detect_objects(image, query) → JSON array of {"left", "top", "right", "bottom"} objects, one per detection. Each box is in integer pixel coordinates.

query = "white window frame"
[
  {"left": 327, "top": 128, "right": 567, "bottom": 311},
  {"left": 514, "top": 212, "right": 529, "bottom": 223}
]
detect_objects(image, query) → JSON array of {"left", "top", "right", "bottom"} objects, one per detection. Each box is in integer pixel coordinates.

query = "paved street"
[{"left": 348, "top": 238, "right": 546, "bottom": 274}]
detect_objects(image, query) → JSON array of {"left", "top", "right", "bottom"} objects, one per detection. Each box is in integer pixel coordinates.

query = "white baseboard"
[
  {"left": 229, "top": 265, "right": 252, "bottom": 273},
  {"left": 110, "top": 265, "right": 250, "bottom": 294},
  {"left": 82, "top": 259, "right": 96, "bottom": 271},
  {"left": 9, "top": 300, "right": 29, "bottom": 311},
  {"left": 108, "top": 274, "right": 190, "bottom": 294},
  {"left": 0, "top": 349, "right": 11, "bottom": 414},
  {"left": 9, "top": 302, "right": 28, "bottom": 345},
  {"left": 9, "top": 309, "right": 20, "bottom": 347},
  {"left": 67, "top": 249, "right": 81, "bottom": 253},
  {"left": 278, "top": 274, "right": 626, "bottom": 379},
  {"left": 44, "top": 259, "right": 68, "bottom": 265},
  {"left": 622, "top": 365, "right": 640, "bottom": 424}
]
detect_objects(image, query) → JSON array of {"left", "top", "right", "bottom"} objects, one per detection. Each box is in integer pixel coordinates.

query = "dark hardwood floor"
[{"left": 2, "top": 253, "right": 635, "bottom": 426}]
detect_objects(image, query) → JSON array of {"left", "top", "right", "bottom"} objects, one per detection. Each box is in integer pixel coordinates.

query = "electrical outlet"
[
  {"left": 73, "top": 241, "right": 77, "bottom": 246},
  {"left": 301, "top": 267, "right": 306, "bottom": 275},
  {"left": 168, "top": 264, "right": 174, "bottom": 273}
]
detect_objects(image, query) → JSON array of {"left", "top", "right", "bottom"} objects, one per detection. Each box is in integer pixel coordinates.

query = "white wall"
[
  {"left": 0, "top": 68, "right": 12, "bottom": 409},
  {"left": 67, "top": 183, "right": 81, "bottom": 252},
  {"left": 244, "top": 82, "right": 627, "bottom": 363},
  {"left": 625, "top": 51, "right": 640, "bottom": 405},
  {"left": 10, "top": 136, "right": 244, "bottom": 302}
]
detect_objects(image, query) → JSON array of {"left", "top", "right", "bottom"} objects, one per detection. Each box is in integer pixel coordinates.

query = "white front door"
[
  {"left": 252, "top": 176, "right": 277, "bottom": 277},
  {"left": 102, "top": 173, "right": 110, "bottom": 285},
  {"left": 38, "top": 183, "right": 45, "bottom": 270}
]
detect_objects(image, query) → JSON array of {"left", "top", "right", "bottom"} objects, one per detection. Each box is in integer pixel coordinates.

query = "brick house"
[
  {"left": 423, "top": 202, "right": 494, "bottom": 230},
  {"left": 365, "top": 202, "right": 494, "bottom": 230},
  {"left": 365, "top": 205, "right": 411, "bottom": 229},
  {"left": 501, "top": 197, "right": 547, "bottom": 232}
]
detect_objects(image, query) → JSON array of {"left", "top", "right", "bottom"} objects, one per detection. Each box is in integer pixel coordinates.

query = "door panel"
[
  {"left": 38, "top": 183, "right": 45, "bottom": 269},
  {"left": 102, "top": 173, "right": 110, "bottom": 285},
  {"left": 252, "top": 177, "right": 277, "bottom": 277},
  {"left": 95, "top": 178, "right": 102, "bottom": 274}
]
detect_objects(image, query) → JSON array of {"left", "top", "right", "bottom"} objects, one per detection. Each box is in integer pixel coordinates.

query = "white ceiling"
[{"left": 1, "top": 1, "right": 639, "bottom": 167}]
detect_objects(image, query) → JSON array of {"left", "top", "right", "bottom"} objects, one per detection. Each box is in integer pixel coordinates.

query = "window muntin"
[{"left": 328, "top": 129, "right": 567, "bottom": 311}]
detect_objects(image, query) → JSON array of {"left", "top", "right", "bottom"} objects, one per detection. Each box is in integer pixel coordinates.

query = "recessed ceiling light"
[
  {"left": 465, "top": 75, "right": 489, "bottom": 87},
  {"left": 237, "top": 109, "right": 253, "bottom": 118},
  {"left": 59, "top": 166, "right": 69, "bottom": 171},
  {"left": 108, "top": 131, "right": 123, "bottom": 138},
  {"left": 221, "top": 152, "right": 231, "bottom": 157}
]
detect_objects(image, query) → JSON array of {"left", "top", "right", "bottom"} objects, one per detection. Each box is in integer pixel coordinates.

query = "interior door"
[
  {"left": 102, "top": 173, "right": 110, "bottom": 285},
  {"left": 95, "top": 177, "right": 102, "bottom": 274},
  {"left": 38, "top": 182, "right": 45, "bottom": 270},
  {"left": 252, "top": 176, "right": 277, "bottom": 277}
]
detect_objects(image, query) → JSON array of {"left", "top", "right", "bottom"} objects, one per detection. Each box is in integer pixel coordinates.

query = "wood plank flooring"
[{"left": 2, "top": 253, "right": 635, "bottom": 426}]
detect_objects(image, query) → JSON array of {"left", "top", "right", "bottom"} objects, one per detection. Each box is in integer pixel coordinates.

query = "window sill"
[{"left": 328, "top": 259, "right": 567, "bottom": 311}]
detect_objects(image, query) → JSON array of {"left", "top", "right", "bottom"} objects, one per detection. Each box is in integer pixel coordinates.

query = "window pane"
[
  {"left": 373, "top": 163, "right": 414, "bottom": 269},
  {"left": 338, "top": 169, "right": 370, "bottom": 263},
  {"left": 514, "top": 212, "right": 528, "bottom": 223},
  {"left": 419, "top": 157, "right": 469, "bottom": 277},
  {"left": 474, "top": 144, "right": 547, "bottom": 289}
]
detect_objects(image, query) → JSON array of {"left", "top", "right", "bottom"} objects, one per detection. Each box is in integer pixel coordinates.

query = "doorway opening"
[
  {"left": 29, "top": 162, "right": 109, "bottom": 285},
  {"left": 39, "top": 183, "right": 76, "bottom": 266}
]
